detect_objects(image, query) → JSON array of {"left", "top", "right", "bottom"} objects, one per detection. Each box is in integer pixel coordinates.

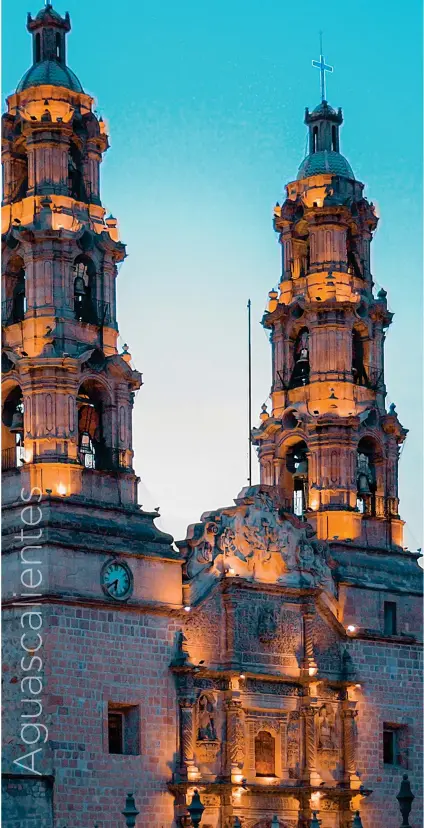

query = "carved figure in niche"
[
  {"left": 255, "top": 730, "right": 275, "bottom": 776},
  {"left": 258, "top": 606, "right": 278, "bottom": 642},
  {"left": 317, "top": 704, "right": 336, "bottom": 750},
  {"left": 197, "top": 693, "right": 217, "bottom": 741}
]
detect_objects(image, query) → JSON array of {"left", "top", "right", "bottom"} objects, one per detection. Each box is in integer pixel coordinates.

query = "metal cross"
[{"left": 312, "top": 33, "right": 333, "bottom": 102}]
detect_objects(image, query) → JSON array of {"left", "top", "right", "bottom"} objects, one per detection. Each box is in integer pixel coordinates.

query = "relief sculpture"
[
  {"left": 179, "top": 485, "right": 335, "bottom": 593},
  {"left": 197, "top": 693, "right": 217, "bottom": 741}
]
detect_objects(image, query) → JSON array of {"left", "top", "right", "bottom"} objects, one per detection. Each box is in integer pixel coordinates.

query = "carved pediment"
[{"left": 179, "top": 485, "right": 335, "bottom": 593}]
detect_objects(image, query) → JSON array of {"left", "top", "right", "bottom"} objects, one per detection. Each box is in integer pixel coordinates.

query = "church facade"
[{"left": 2, "top": 7, "right": 422, "bottom": 828}]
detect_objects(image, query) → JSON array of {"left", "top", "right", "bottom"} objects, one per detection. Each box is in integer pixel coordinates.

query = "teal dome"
[
  {"left": 297, "top": 150, "right": 354, "bottom": 180},
  {"left": 35, "top": 5, "right": 64, "bottom": 22},
  {"left": 17, "top": 60, "right": 83, "bottom": 93}
]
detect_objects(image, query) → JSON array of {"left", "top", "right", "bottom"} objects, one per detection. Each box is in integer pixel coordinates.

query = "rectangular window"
[
  {"left": 384, "top": 601, "right": 397, "bottom": 635},
  {"left": 383, "top": 728, "right": 395, "bottom": 764},
  {"left": 108, "top": 703, "right": 140, "bottom": 755},
  {"left": 108, "top": 711, "right": 123, "bottom": 754}
]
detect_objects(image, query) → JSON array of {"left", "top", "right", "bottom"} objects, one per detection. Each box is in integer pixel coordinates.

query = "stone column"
[
  {"left": 223, "top": 594, "right": 238, "bottom": 668},
  {"left": 225, "top": 699, "right": 245, "bottom": 782},
  {"left": 341, "top": 704, "right": 360, "bottom": 789},
  {"left": 279, "top": 715, "right": 290, "bottom": 781},
  {"left": 179, "top": 697, "right": 199, "bottom": 781},
  {"left": 300, "top": 701, "right": 321, "bottom": 786},
  {"left": 301, "top": 607, "right": 317, "bottom": 676}
]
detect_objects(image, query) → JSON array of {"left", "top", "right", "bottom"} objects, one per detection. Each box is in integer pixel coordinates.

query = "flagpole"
[{"left": 247, "top": 299, "right": 252, "bottom": 486}]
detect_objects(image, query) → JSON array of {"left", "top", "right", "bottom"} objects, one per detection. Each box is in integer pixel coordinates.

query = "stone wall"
[
  {"left": 1, "top": 776, "right": 53, "bottom": 828},
  {"left": 3, "top": 603, "right": 181, "bottom": 828},
  {"left": 350, "top": 637, "right": 423, "bottom": 828}
]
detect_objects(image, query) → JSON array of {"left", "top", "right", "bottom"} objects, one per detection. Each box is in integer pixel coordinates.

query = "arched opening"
[
  {"left": 352, "top": 329, "right": 368, "bottom": 387},
  {"left": 73, "top": 255, "right": 95, "bottom": 323},
  {"left": 3, "top": 255, "right": 26, "bottom": 325},
  {"left": 312, "top": 126, "right": 318, "bottom": 152},
  {"left": 55, "top": 32, "right": 61, "bottom": 61},
  {"left": 347, "top": 230, "right": 363, "bottom": 277},
  {"left": 280, "top": 438, "right": 309, "bottom": 516},
  {"left": 331, "top": 124, "right": 337, "bottom": 151},
  {"left": 77, "top": 380, "right": 121, "bottom": 471},
  {"left": 255, "top": 730, "right": 275, "bottom": 777},
  {"left": 35, "top": 33, "right": 41, "bottom": 63},
  {"left": 356, "top": 436, "right": 378, "bottom": 516},
  {"left": 289, "top": 328, "right": 310, "bottom": 389},
  {"left": 69, "top": 142, "right": 87, "bottom": 202},
  {"left": 2, "top": 386, "right": 25, "bottom": 471}
]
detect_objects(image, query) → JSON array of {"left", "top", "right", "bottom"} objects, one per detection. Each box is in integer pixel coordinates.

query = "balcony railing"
[
  {"left": 2, "top": 446, "right": 25, "bottom": 471},
  {"left": 2, "top": 298, "right": 25, "bottom": 326},
  {"left": 353, "top": 363, "right": 384, "bottom": 391},
  {"left": 75, "top": 299, "right": 111, "bottom": 326},
  {"left": 78, "top": 446, "right": 127, "bottom": 472}
]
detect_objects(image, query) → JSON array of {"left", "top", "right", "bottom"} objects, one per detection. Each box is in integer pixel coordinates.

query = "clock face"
[{"left": 101, "top": 560, "right": 133, "bottom": 601}]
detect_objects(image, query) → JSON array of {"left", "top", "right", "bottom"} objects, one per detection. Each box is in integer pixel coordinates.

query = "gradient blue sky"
[{"left": 3, "top": 1, "right": 423, "bottom": 548}]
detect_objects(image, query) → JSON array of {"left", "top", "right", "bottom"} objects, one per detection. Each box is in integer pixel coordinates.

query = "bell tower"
[
  {"left": 2, "top": 3, "right": 141, "bottom": 503},
  {"left": 253, "top": 99, "right": 408, "bottom": 547},
  {"left": 2, "top": 9, "right": 182, "bottom": 826}
]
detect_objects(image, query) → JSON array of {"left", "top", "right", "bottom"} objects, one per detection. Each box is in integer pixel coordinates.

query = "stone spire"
[
  {"left": 1, "top": 6, "right": 142, "bottom": 506},
  {"left": 252, "top": 101, "right": 408, "bottom": 547}
]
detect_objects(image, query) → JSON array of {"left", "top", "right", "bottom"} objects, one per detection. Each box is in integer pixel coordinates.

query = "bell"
[
  {"left": 74, "top": 275, "right": 86, "bottom": 296},
  {"left": 357, "top": 473, "right": 371, "bottom": 495},
  {"left": 294, "top": 459, "right": 308, "bottom": 477},
  {"left": 297, "top": 348, "right": 309, "bottom": 363},
  {"left": 10, "top": 409, "right": 24, "bottom": 433}
]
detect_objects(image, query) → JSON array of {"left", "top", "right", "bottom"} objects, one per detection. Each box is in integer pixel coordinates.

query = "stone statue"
[
  {"left": 317, "top": 704, "right": 336, "bottom": 749},
  {"left": 197, "top": 694, "right": 217, "bottom": 742}
]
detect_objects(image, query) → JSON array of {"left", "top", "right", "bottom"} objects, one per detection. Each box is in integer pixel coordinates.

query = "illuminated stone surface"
[{"left": 2, "top": 6, "right": 422, "bottom": 828}]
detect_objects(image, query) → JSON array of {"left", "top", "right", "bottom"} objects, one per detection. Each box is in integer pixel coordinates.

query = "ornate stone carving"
[
  {"left": 246, "top": 679, "right": 300, "bottom": 696},
  {"left": 178, "top": 696, "right": 199, "bottom": 779},
  {"left": 226, "top": 699, "right": 245, "bottom": 775},
  {"left": 179, "top": 486, "right": 335, "bottom": 591},
  {"left": 258, "top": 605, "right": 278, "bottom": 641}
]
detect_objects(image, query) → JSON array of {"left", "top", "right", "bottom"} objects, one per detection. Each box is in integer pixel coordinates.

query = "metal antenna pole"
[{"left": 247, "top": 299, "right": 252, "bottom": 487}]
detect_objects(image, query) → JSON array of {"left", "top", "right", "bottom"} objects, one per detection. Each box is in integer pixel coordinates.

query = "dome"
[
  {"left": 297, "top": 150, "right": 354, "bottom": 180},
  {"left": 35, "top": 5, "right": 64, "bottom": 22},
  {"left": 312, "top": 101, "right": 337, "bottom": 116},
  {"left": 17, "top": 60, "right": 83, "bottom": 93}
]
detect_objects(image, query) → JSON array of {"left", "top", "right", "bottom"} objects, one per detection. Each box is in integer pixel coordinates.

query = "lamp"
[
  {"left": 121, "top": 793, "right": 139, "bottom": 828},
  {"left": 187, "top": 789, "right": 205, "bottom": 828},
  {"left": 396, "top": 774, "right": 415, "bottom": 827}
]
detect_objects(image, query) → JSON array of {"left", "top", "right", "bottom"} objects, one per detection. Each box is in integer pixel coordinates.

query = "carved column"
[
  {"left": 341, "top": 703, "right": 360, "bottom": 789},
  {"left": 225, "top": 699, "right": 245, "bottom": 783},
  {"left": 301, "top": 605, "right": 317, "bottom": 676},
  {"left": 279, "top": 715, "right": 290, "bottom": 781},
  {"left": 179, "top": 697, "right": 199, "bottom": 780},
  {"left": 223, "top": 593, "right": 238, "bottom": 668},
  {"left": 300, "top": 700, "right": 321, "bottom": 786}
]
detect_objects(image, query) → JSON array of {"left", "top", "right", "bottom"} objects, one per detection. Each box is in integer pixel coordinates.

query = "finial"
[{"left": 312, "top": 33, "right": 333, "bottom": 102}]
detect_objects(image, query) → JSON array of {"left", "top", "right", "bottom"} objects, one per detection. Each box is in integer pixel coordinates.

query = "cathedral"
[{"left": 2, "top": 6, "right": 422, "bottom": 828}]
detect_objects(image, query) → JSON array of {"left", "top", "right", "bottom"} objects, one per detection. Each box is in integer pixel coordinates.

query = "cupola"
[{"left": 17, "top": 4, "right": 83, "bottom": 93}]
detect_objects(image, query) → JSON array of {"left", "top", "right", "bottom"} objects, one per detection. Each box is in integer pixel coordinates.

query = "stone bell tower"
[
  {"left": 1, "top": 3, "right": 140, "bottom": 499},
  {"left": 253, "top": 99, "right": 408, "bottom": 549},
  {"left": 2, "top": 8, "right": 182, "bottom": 827}
]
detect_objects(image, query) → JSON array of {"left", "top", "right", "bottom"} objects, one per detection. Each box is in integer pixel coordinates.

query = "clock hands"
[{"left": 109, "top": 578, "right": 119, "bottom": 592}]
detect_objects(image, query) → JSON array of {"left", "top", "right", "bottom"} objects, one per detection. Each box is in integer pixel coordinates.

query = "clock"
[{"left": 101, "top": 559, "right": 133, "bottom": 601}]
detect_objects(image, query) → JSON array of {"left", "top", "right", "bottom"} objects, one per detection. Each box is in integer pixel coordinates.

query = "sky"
[{"left": 2, "top": 0, "right": 423, "bottom": 549}]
